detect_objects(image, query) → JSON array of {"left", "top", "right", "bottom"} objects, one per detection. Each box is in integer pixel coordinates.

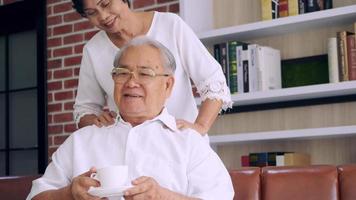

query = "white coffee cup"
[{"left": 90, "top": 165, "right": 128, "bottom": 188}]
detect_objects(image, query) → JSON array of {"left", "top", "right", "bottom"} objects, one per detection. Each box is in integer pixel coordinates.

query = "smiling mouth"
[
  {"left": 124, "top": 94, "right": 143, "bottom": 98},
  {"left": 104, "top": 17, "right": 116, "bottom": 28}
]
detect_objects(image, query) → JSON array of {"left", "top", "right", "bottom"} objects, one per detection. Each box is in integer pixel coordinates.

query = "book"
[
  {"left": 279, "top": 0, "right": 289, "bottom": 17},
  {"left": 276, "top": 155, "right": 285, "bottom": 166},
  {"left": 346, "top": 34, "right": 356, "bottom": 80},
  {"left": 324, "top": 0, "right": 332, "bottom": 9},
  {"left": 220, "top": 43, "right": 229, "bottom": 86},
  {"left": 337, "top": 31, "right": 352, "bottom": 81},
  {"left": 241, "top": 155, "right": 250, "bottom": 167},
  {"left": 288, "top": 0, "right": 299, "bottom": 16},
  {"left": 306, "top": 0, "right": 320, "bottom": 12},
  {"left": 249, "top": 152, "right": 286, "bottom": 167},
  {"left": 228, "top": 41, "right": 239, "bottom": 94},
  {"left": 298, "top": 0, "right": 307, "bottom": 14},
  {"left": 282, "top": 55, "right": 329, "bottom": 88},
  {"left": 237, "top": 44, "right": 249, "bottom": 93},
  {"left": 248, "top": 44, "right": 259, "bottom": 92},
  {"left": 284, "top": 153, "right": 311, "bottom": 166},
  {"left": 327, "top": 37, "right": 339, "bottom": 83},
  {"left": 261, "top": 0, "right": 279, "bottom": 20},
  {"left": 256, "top": 46, "right": 282, "bottom": 91}
]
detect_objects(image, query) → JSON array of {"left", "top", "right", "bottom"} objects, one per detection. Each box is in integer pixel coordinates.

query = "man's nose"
[{"left": 126, "top": 72, "right": 140, "bottom": 86}]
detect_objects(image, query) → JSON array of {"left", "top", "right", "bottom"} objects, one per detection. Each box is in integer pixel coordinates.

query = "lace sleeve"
[{"left": 196, "top": 78, "right": 233, "bottom": 111}]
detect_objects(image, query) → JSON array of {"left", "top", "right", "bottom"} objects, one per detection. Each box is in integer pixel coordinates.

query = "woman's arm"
[{"left": 177, "top": 99, "right": 222, "bottom": 135}]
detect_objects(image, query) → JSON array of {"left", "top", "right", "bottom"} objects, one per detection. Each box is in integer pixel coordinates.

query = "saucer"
[{"left": 88, "top": 185, "right": 132, "bottom": 198}]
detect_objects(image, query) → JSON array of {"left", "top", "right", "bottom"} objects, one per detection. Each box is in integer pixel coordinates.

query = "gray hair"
[{"left": 113, "top": 36, "right": 176, "bottom": 74}]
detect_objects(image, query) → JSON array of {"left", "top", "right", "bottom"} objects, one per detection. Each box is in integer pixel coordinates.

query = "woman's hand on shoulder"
[
  {"left": 93, "top": 111, "right": 117, "bottom": 127},
  {"left": 176, "top": 119, "right": 207, "bottom": 136}
]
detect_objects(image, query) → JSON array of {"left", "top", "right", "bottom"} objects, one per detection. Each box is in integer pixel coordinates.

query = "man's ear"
[{"left": 165, "top": 76, "right": 175, "bottom": 97}]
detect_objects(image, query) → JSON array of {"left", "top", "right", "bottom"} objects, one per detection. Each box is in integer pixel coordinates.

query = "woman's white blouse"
[{"left": 74, "top": 11, "right": 232, "bottom": 125}]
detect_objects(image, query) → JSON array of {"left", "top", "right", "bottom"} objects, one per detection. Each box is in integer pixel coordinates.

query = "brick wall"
[{"left": 1, "top": 0, "right": 180, "bottom": 159}]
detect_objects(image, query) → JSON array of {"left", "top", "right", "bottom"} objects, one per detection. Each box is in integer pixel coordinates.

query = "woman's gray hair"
[{"left": 113, "top": 36, "right": 176, "bottom": 74}]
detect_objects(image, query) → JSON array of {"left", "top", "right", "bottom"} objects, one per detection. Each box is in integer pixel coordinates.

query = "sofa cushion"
[
  {"left": 229, "top": 167, "right": 260, "bottom": 200},
  {"left": 0, "top": 175, "right": 40, "bottom": 200},
  {"left": 261, "top": 165, "right": 338, "bottom": 200},
  {"left": 338, "top": 164, "right": 356, "bottom": 200}
]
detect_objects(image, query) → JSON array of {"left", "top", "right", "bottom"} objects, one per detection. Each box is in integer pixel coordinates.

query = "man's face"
[{"left": 113, "top": 44, "right": 174, "bottom": 123}]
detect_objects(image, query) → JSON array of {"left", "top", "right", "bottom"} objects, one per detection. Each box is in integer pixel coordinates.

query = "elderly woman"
[{"left": 72, "top": 0, "right": 232, "bottom": 135}]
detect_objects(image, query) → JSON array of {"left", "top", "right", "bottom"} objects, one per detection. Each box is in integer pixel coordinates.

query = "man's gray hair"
[{"left": 113, "top": 36, "right": 176, "bottom": 74}]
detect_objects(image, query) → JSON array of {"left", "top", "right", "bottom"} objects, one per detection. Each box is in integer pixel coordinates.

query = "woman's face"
[{"left": 82, "top": 0, "right": 130, "bottom": 33}]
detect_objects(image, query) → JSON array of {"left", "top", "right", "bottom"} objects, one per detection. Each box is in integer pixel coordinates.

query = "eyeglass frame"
[{"left": 111, "top": 66, "right": 172, "bottom": 83}]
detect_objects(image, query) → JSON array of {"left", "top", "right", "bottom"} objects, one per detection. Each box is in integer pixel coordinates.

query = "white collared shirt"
[{"left": 27, "top": 108, "right": 234, "bottom": 200}]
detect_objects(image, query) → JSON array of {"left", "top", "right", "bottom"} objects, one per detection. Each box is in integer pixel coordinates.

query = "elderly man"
[{"left": 27, "top": 36, "right": 234, "bottom": 200}]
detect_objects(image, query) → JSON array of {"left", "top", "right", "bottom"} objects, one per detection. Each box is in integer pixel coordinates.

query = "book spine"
[
  {"left": 288, "top": 0, "right": 299, "bottom": 16},
  {"left": 347, "top": 34, "right": 356, "bottom": 80},
  {"left": 261, "top": 0, "right": 273, "bottom": 20},
  {"left": 272, "top": 0, "right": 279, "bottom": 19},
  {"left": 307, "top": 0, "right": 316, "bottom": 12},
  {"left": 337, "top": 31, "right": 349, "bottom": 81},
  {"left": 328, "top": 37, "right": 339, "bottom": 83},
  {"left": 317, "top": 0, "right": 324, "bottom": 10},
  {"left": 248, "top": 44, "right": 259, "bottom": 92},
  {"left": 279, "top": 0, "right": 289, "bottom": 17},
  {"left": 324, "top": 0, "right": 332, "bottom": 9},
  {"left": 242, "top": 45, "right": 250, "bottom": 92},
  {"left": 220, "top": 43, "right": 230, "bottom": 86},
  {"left": 228, "top": 41, "right": 238, "bottom": 94},
  {"left": 237, "top": 46, "right": 244, "bottom": 93},
  {"left": 298, "top": 0, "right": 307, "bottom": 13}
]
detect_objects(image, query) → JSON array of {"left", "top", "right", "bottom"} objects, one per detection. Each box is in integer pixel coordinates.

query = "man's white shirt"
[{"left": 27, "top": 108, "right": 234, "bottom": 200}]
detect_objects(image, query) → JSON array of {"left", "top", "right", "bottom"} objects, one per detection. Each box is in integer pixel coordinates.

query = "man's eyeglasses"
[{"left": 111, "top": 67, "right": 171, "bottom": 84}]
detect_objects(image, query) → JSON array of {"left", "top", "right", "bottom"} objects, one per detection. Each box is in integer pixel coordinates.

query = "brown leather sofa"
[
  {"left": 1, "top": 165, "right": 355, "bottom": 200},
  {"left": 230, "top": 164, "right": 356, "bottom": 200}
]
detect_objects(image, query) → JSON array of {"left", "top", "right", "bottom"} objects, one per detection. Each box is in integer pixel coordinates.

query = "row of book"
[
  {"left": 241, "top": 152, "right": 311, "bottom": 167},
  {"left": 328, "top": 23, "right": 356, "bottom": 82},
  {"left": 213, "top": 42, "right": 281, "bottom": 94},
  {"left": 261, "top": 0, "right": 333, "bottom": 21}
]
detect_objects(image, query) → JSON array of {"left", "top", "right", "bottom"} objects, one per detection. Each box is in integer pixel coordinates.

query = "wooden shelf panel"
[
  {"left": 196, "top": 81, "right": 356, "bottom": 106},
  {"left": 198, "top": 5, "right": 356, "bottom": 45},
  {"left": 209, "top": 125, "right": 356, "bottom": 145}
]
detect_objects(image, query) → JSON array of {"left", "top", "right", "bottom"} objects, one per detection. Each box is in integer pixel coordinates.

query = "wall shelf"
[
  {"left": 196, "top": 81, "right": 356, "bottom": 106},
  {"left": 209, "top": 125, "right": 356, "bottom": 145},
  {"left": 197, "top": 5, "right": 356, "bottom": 45}
]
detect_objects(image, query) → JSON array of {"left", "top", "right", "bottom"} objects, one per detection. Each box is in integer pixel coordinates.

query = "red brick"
[
  {"left": 64, "top": 101, "right": 75, "bottom": 110},
  {"left": 54, "top": 69, "right": 73, "bottom": 79},
  {"left": 47, "top": 28, "right": 52, "bottom": 37},
  {"left": 48, "top": 114, "right": 53, "bottom": 124},
  {"left": 157, "top": 0, "right": 176, "bottom": 3},
  {"left": 54, "top": 91, "right": 74, "bottom": 101},
  {"left": 64, "top": 79, "right": 78, "bottom": 89},
  {"left": 48, "top": 59, "right": 62, "bottom": 69},
  {"left": 47, "top": 6, "right": 52, "bottom": 16},
  {"left": 48, "top": 125, "right": 63, "bottom": 134},
  {"left": 48, "top": 93, "right": 53, "bottom": 103},
  {"left": 146, "top": 6, "right": 167, "bottom": 12},
  {"left": 74, "top": 67, "right": 80, "bottom": 76},
  {"left": 74, "top": 43, "right": 85, "bottom": 54},
  {"left": 53, "top": 113, "right": 73, "bottom": 123},
  {"left": 64, "top": 11, "right": 82, "bottom": 22},
  {"left": 48, "top": 81, "right": 62, "bottom": 91},
  {"left": 64, "top": 123, "right": 77, "bottom": 133},
  {"left": 47, "top": 37, "right": 62, "bottom": 48},
  {"left": 133, "top": 0, "right": 155, "bottom": 9},
  {"left": 53, "top": 24, "right": 73, "bottom": 36},
  {"left": 48, "top": 71, "right": 52, "bottom": 80},
  {"left": 47, "top": 15, "right": 62, "bottom": 26},
  {"left": 47, "top": 0, "right": 58, "bottom": 5},
  {"left": 48, "top": 147, "right": 57, "bottom": 158},
  {"left": 53, "top": 47, "right": 73, "bottom": 57},
  {"left": 84, "top": 30, "right": 99, "bottom": 40},
  {"left": 74, "top": 21, "right": 94, "bottom": 31},
  {"left": 48, "top": 137, "right": 53, "bottom": 146},
  {"left": 169, "top": 3, "right": 179, "bottom": 13},
  {"left": 64, "top": 34, "right": 83, "bottom": 45},
  {"left": 53, "top": 2, "right": 73, "bottom": 14},
  {"left": 54, "top": 135, "right": 69, "bottom": 145},
  {"left": 64, "top": 56, "right": 81, "bottom": 66},
  {"left": 48, "top": 103, "right": 62, "bottom": 112}
]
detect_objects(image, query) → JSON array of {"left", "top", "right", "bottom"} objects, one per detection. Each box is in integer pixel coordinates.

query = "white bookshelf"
[
  {"left": 197, "top": 5, "right": 356, "bottom": 45},
  {"left": 196, "top": 81, "right": 356, "bottom": 106},
  {"left": 209, "top": 125, "right": 356, "bottom": 145}
]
